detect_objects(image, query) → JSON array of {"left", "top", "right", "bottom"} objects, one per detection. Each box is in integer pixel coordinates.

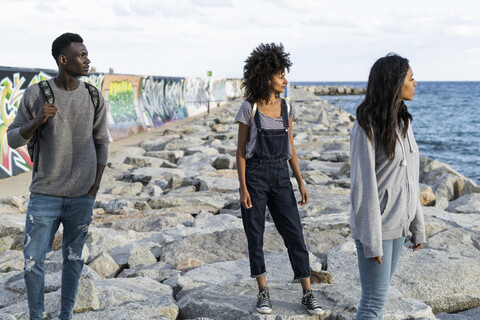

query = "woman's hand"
[
  {"left": 240, "top": 189, "right": 252, "bottom": 209},
  {"left": 409, "top": 237, "right": 423, "bottom": 251},
  {"left": 370, "top": 256, "right": 383, "bottom": 264},
  {"left": 298, "top": 184, "right": 309, "bottom": 206}
]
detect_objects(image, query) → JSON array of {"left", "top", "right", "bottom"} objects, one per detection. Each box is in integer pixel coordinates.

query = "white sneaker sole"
[
  {"left": 256, "top": 307, "right": 272, "bottom": 314},
  {"left": 304, "top": 305, "right": 325, "bottom": 315}
]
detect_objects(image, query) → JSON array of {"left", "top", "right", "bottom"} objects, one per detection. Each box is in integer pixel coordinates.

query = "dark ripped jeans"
[{"left": 23, "top": 193, "right": 94, "bottom": 320}]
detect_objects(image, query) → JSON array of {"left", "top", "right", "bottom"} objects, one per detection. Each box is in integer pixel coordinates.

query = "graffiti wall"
[
  {"left": 140, "top": 76, "right": 187, "bottom": 128},
  {"left": 0, "top": 66, "right": 242, "bottom": 179},
  {"left": 0, "top": 67, "right": 56, "bottom": 179}
]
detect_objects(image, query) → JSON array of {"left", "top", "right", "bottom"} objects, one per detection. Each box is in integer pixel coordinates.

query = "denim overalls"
[{"left": 241, "top": 99, "right": 310, "bottom": 280}]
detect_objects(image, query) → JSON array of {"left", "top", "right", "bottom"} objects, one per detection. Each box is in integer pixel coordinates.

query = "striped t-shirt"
[{"left": 235, "top": 99, "right": 295, "bottom": 160}]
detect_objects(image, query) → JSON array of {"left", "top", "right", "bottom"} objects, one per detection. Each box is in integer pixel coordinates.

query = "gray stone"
[
  {"left": 118, "top": 262, "right": 180, "bottom": 282},
  {"left": 79, "top": 277, "right": 179, "bottom": 319},
  {"left": 160, "top": 227, "right": 284, "bottom": 267},
  {"left": 74, "top": 277, "right": 100, "bottom": 312},
  {"left": 110, "top": 181, "right": 144, "bottom": 197},
  {"left": 139, "top": 135, "right": 180, "bottom": 151},
  {"left": 423, "top": 206, "right": 480, "bottom": 230},
  {"left": 0, "top": 250, "right": 23, "bottom": 272},
  {"left": 437, "top": 307, "right": 480, "bottom": 320},
  {"left": 128, "top": 247, "right": 158, "bottom": 268},
  {"left": 185, "top": 146, "right": 219, "bottom": 156},
  {"left": 145, "top": 150, "right": 185, "bottom": 163},
  {"left": 447, "top": 193, "right": 480, "bottom": 214},
  {"left": 164, "top": 137, "right": 205, "bottom": 151},
  {"left": 87, "top": 252, "right": 118, "bottom": 278},
  {"left": 212, "top": 154, "right": 235, "bottom": 169}
]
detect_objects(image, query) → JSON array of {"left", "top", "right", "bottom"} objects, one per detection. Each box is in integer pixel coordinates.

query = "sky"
[{"left": 1, "top": 0, "right": 479, "bottom": 81}]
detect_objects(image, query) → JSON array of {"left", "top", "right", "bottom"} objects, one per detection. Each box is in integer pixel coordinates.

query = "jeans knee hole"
[{"left": 24, "top": 257, "right": 36, "bottom": 271}]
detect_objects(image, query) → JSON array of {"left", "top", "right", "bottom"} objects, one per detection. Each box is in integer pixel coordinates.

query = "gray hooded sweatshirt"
[
  {"left": 7, "top": 78, "right": 109, "bottom": 197},
  {"left": 349, "top": 120, "right": 426, "bottom": 258}
]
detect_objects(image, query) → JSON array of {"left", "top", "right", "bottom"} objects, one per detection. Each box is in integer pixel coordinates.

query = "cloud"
[{"left": 189, "top": 0, "right": 234, "bottom": 8}]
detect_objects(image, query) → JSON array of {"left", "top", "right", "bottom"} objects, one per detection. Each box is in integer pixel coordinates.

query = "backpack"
[{"left": 26, "top": 80, "right": 100, "bottom": 172}]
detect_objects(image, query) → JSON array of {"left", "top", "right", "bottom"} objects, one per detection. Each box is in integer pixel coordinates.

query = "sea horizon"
[{"left": 290, "top": 81, "right": 480, "bottom": 184}]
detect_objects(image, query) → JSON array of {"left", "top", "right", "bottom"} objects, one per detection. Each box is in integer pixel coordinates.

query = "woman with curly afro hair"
[{"left": 235, "top": 43, "right": 324, "bottom": 315}]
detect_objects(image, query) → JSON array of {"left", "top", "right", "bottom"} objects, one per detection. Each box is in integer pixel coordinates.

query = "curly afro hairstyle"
[
  {"left": 242, "top": 43, "right": 292, "bottom": 103},
  {"left": 51, "top": 32, "right": 84, "bottom": 62}
]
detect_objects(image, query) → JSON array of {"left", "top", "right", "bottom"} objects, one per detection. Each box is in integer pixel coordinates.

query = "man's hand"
[
  {"left": 87, "top": 185, "right": 99, "bottom": 198},
  {"left": 35, "top": 103, "right": 57, "bottom": 126}
]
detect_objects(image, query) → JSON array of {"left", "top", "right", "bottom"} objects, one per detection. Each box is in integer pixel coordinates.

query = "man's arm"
[{"left": 87, "top": 163, "right": 105, "bottom": 197}]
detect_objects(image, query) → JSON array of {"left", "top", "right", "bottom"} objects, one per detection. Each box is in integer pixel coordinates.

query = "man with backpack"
[{"left": 7, "top": 32, "right": 109, "bottom": 320}]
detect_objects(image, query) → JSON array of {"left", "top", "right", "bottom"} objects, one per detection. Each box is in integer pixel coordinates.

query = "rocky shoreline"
[
  {"left": 293, "top": 84, "right": 365, "bottom": 96},
  {"left": 0, "top": 87, "right": 479, "bottom": 319}
]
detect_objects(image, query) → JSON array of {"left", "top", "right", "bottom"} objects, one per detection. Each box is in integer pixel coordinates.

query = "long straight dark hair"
[{"left": 356, "top": 53, "right": 412, "bottom": 160}]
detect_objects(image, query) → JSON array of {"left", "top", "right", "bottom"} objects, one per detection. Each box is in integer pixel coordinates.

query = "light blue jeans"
[
  {"left": 355, "top": 237, "right": 405, "bottom": 320},
  {"left": 23, "top": 193, "right": 95, "bottom": 320}
]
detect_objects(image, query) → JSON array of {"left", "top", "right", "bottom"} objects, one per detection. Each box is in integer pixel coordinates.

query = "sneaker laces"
[
  {"left": 258, "top": 290, "right": 270, "bottom": 306},
  {"left": 303, "top": 290, "right": 320, "bottom": 309}
]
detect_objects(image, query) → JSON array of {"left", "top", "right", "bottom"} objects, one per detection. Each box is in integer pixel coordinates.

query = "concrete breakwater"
[
  {"left": 0, "top": 88, "right": 480, "bottom": 319},
  {"left": 294, "top": 84, "right": 365, "bottom": 96}
]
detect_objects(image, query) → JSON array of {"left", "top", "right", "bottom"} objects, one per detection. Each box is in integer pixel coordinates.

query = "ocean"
[{"left": 292, "top": 81, "right": 480, "bottom": 184}]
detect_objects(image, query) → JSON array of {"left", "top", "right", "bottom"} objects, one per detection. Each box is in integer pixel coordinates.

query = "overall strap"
[
  {"left": 253, "top": 101, "right": 262, "bottom": 129},
  {"left": 247, "top": 100, "right": 257, "bottom": 143},
  {"left": 281, "top": 98, "right": 289, "bottom": 128}
]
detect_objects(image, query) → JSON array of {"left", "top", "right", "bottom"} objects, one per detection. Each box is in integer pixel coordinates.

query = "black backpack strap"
[
  {"left": 85, "top": 82, "right": 99, "bottom": 111},
  {"left": 38, "top": 80, "right": 55, "bottom": 104},
  {"left": 29, "top": 80, "right": 55, "bottom": 172}
]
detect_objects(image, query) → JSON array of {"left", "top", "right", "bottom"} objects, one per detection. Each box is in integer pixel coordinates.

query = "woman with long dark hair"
[
  {"left": 350, "top": 53, "right": 426, "bottom": 319},
  {"left": 235, "top": 43, "right": 323, "bottom": 315}
]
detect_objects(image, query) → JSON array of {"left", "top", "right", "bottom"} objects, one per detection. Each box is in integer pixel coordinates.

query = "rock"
[
  {"left": 76, "top": 277, "right": 179, "bottom": 319},
  {"left": 110, "top": 182, "right": 143, "bottom": 197},
  {"left": 212, "top": 154, "right": 235, "bottom": 169},
  {"left": 160, "top": 227, "right": 285, "bottom": 267},
  {"left": 0, "top": 250, "right": 23, "bottom": 272},
  {"left": 423, "top": 215, "right": 448, "bottom": 238},
  {"left": 420, "top": 185, "right": 436, "bottom": 206},
  {"left": 128, "top": 247, "right": 158, "bottom": 268},
  {"left": 176, "top": 258, "right": 205, "bottom": 272},
  {"left": 185, "top": 146, "right": 219, "bottom": 156},
  {"left": 306, "top": 160, "right": 347, "bottom": 178},
  {"left": 139, "top": 135, "right": 180, "bottom": 151},
  {"left": 0, "top": 214, "right": 25, "bottom": 250},
  {"left": 447, "top": 193, "right": 480, "bottom": 214},
  {"left": 164, "top": 137, "right": 205, "bottom": 151},
  {"left": 73, "top": 276, "right": 100, "bottom": 312},
  {"left": 437, "top": 307, "right": 480, "bottom": 320},
  {"left": 423, "top": 206, "right": 480, "bottom": 230},
  {"left": 87, "top": 252, "right": 118, "bottom": 278},
  {"left": 145, "top": 150, "right": 184, "bottom": 163},
  {"left": 117, "top": 262, "right": 180, "bottom": 282}
]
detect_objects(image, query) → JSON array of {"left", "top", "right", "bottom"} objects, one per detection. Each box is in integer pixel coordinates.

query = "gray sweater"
[
  {"left": 349, "top": 121, "right": 426, "bottom": 258},
  {"left": 7, "top": 79, "right": 109, "bottom": 197}
]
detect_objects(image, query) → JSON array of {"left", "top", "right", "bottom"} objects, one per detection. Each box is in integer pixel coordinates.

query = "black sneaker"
[
  {"left": 256, "top": 287, "right": 272, "bottom": 314},
  {"left": 302, "top": 290, "right": 324, "bottom": 315}
]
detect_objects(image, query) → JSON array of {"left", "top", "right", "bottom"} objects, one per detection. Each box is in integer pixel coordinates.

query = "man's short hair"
[{"left": 51, "top": 33, "right": 84, "bottom": 60}]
